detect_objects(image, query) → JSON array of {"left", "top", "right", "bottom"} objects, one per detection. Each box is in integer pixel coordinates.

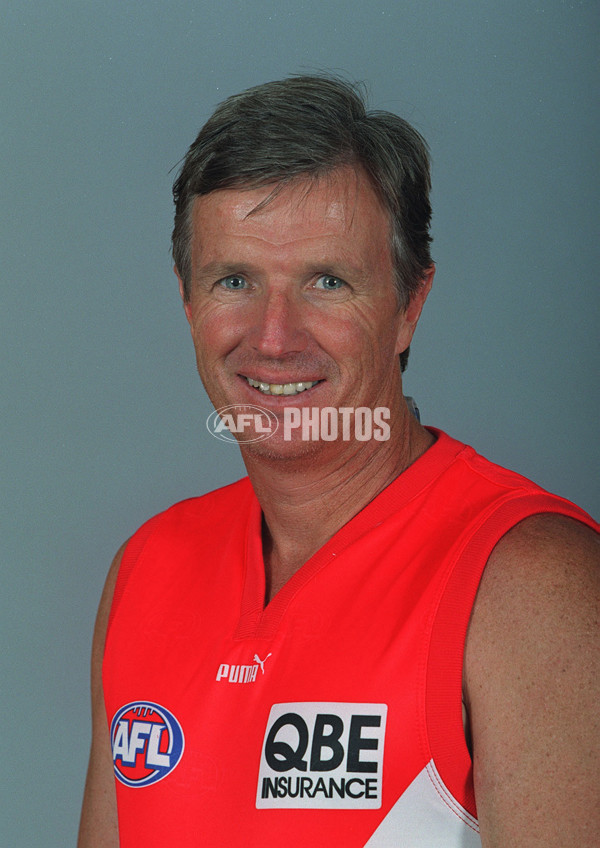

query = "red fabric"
[{"left": 103, "top": 430, "right": 597, "bottom": 846}]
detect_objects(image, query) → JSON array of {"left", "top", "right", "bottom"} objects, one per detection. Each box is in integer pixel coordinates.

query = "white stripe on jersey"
[{"left": 364, "top": 759, "right": 481, "bottom": 847}]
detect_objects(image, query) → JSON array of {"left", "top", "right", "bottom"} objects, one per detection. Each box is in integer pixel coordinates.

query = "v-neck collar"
[{"left": 234, "top": 429, "right": 465, "bottom": 640}]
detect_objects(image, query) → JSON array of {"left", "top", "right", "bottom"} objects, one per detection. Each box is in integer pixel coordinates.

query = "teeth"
[{"left": 245, "top": 377, "right": 319, "bottom": 396}]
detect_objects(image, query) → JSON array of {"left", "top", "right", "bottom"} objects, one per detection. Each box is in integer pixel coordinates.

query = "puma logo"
[
  {"left": 216, "top": 652, "right": 273, "bottom": 683},
  {"left": 253, "top": 653, "right": 272, "bottom": 675}
]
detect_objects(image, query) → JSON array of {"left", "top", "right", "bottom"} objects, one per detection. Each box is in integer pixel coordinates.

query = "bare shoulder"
[
  {"left": 466, "top": 514, "right": 599, "bottom": 663},
  {"left": 78, "top": 541, "right": 129, "bottom": 848},
  {"left": 470, "top": 512, "right": 599, "bottom": 626},
  {"left": 92, "top": 540, "right": 129, "bottom": 662},
  {"left": 464, "top": 513, "right": 599, "bottom": 847}
]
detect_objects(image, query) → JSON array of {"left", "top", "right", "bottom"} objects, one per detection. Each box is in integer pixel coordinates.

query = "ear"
[
  {"left": 175, "top": 266, "right": 193, "bottom": 324},
  {"left": 395, "top": 265, "right": 435, "bottom": 355}
]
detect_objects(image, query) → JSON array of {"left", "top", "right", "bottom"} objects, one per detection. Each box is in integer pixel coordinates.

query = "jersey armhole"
[{"left": 424, "top": 493, "right": 596, "bottom": 817}]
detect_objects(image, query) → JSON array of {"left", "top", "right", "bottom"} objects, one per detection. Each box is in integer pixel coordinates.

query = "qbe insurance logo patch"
[
  {"left": 110, "top": 701, "right": 185, "bottom": 787},
  {"left": 256, "top": 702, "right": 387, "bottom": 809}
]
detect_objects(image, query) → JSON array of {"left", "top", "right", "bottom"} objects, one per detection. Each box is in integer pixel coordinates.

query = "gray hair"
[{"left": 172, "top": 75, "right": 433, "bottom": 370}]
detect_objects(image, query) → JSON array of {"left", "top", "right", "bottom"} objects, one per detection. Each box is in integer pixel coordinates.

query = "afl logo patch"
[{"left": 110, "top": 701, "right": 184, "bottom": 787}]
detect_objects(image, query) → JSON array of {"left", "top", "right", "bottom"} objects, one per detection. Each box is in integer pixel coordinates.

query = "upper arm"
[
  {"left": 463, "top": 513, "right": 600, "bottom": 848},
  {"left": 78, "top": 541, "right": 128, "bottom": 848}
]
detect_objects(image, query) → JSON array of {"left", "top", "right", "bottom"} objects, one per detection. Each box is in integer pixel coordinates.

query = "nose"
[{"left": 249, "top": 288, "right": 308, "bottom": 357}]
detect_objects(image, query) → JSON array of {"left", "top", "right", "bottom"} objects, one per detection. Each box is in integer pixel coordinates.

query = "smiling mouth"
[{"left": 243, "top": 376, "right": 321, "bottom": 396}]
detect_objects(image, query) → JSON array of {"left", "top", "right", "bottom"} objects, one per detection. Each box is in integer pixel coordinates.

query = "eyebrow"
[{"left": 195, "top": 261, "right": 245, "bottom": 278}]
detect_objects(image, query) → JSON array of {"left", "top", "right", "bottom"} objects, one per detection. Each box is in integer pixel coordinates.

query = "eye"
[
  {"left": 314, "top": 274, "right": 346, "bottom": 291},
  {"left": 217, "top": 275, "right": 248, "bottom": 290}
]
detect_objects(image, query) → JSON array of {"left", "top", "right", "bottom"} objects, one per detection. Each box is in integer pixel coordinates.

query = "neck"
[{"left": 241, "top": 403, "right": 434, "bottom": 603}]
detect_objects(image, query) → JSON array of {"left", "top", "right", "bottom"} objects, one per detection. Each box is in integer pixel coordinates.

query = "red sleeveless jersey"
[{"left": 103, "top": 430, "right": 597, "bottom": 846}]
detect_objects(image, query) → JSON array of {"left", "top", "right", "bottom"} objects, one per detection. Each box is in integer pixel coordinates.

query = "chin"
[{"left": 240, "top": 434, "right": 329, "bottom": 464}]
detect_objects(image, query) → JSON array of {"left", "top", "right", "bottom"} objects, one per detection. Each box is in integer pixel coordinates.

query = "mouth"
[{"left": 242, "top": 375, "right": 321, "bottom": 397}]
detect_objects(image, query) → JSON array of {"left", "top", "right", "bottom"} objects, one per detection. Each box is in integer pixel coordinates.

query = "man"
[{"left": 79, "top": 76, "right": 599, "bottom": 847}]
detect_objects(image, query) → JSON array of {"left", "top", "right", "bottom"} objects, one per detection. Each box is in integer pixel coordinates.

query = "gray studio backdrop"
[{"left": 2, "top": 1, "right": 598, "bottom": 843}]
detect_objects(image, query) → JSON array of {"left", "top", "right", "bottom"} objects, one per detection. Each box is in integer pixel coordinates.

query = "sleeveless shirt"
[{"left": 103, "top": 430, "right": 597, "bottom": 846}]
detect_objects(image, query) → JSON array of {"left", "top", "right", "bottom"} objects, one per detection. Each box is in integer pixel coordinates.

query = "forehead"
[{"left": 189, "top": 167, "right": 391, "bottom": 260}]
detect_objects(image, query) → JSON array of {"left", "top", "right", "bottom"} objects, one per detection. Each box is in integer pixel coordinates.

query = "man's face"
[{"left": 180, "top": 166, "right": 429, "bottom": 455}]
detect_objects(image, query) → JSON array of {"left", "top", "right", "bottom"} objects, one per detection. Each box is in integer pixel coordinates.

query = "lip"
[
  {"left": 235, "top": 373, "right": 324, "bottom": 404},
  {"left": 239, "top": 372, "right": 323, "bottom": 386}
]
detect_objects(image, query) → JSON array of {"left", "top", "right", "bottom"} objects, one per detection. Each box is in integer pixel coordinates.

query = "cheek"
[
  {"left": 189, "top": 305, "right": 240, "bottom": 358},
  {"left": 317, "top": 307, "right": 400, "bottom": 360}
]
